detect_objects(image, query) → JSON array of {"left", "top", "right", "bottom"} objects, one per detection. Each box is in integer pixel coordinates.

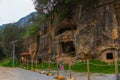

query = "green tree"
[{"left": 0, "top": 24, "right": 25, "bottom": 57}]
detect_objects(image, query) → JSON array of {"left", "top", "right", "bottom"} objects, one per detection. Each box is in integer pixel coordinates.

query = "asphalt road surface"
[
  {"left": 0, "top": 67, "right": 116, "bottom": 80},
  {"left": 0, "top": 67, "right": 55, "bottom": 80}
]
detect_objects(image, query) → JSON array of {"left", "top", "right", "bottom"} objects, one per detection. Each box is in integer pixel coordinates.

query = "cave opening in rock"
[
  {"left": 56, "top": 26, "right": 76, "bottom": 35},
  {"left": 106, "top": 53, "right": 113, "bottom": 59},
  {"left": 60, "top": 41, "right": 76, "bottom": 56}
]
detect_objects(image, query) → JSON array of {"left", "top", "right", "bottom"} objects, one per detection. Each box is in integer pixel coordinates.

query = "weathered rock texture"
[{"left": 32, "top": 0, "right": 120, "bottom": 63}]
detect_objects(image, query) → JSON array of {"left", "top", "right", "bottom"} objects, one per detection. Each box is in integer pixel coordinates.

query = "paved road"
[
  {"left": 0, "top": 67, "right": 116, "bottom": 80},
  {"left": 0, "top": 67, "right": 55, "bottom": 80}
]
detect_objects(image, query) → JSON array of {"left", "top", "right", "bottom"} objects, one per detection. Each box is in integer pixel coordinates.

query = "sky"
[{"left": 0, "top": 0, "right": 36, "bottom": 25}]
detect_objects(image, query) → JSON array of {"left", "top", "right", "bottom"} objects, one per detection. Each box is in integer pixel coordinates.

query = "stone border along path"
[{"left": 0, "top": 67, "right": 118, "bottom": 80}]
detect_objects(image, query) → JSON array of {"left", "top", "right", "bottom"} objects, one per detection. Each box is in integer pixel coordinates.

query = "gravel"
[{"left": 0, "top": 67, "right": 118, "bottom": 80}]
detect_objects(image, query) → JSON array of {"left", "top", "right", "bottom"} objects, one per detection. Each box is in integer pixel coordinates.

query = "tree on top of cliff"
[
  {"left": 33, "top": 0, "right": 57, "bottom": 13},
  {"left": 33, "top": 0, "right": 82, "bottom": 24}
]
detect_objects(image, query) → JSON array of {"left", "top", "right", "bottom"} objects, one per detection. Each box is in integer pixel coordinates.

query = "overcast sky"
[{"left": 0, "top": 0, "right": 36, "bottom": 25}]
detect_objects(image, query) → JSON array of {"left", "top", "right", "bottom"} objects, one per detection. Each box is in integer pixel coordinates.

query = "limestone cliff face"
[
  {"left": 26, "top": 36, "right": 38, "bottom": 61},
  {"left": 35, "top": 0, "right": 120, "bottom": 62}
]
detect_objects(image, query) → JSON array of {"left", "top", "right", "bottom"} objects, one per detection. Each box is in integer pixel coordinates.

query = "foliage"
[
  {"left": 72, "top": 60, "right": 115, "bottom": 73},
  {"left": 25, "top": 24, "right": 39, "bottom": 37},
  {"left": 0, "top": 24, "right": 25, "bottom": 57},
  {"left": 37, "top": 62, "right": 57, "bottom": 70},
  {"left": 30, "top": 13, "right": 47, "bottom": 23},
  {"left": 23, "top": 14, "right": 47, "bottom": 39},
  {"left": 0, "top": 58, "right": 19, "bottom": 67},
  {"left": 58, "top": 0, "right": 78, "bottom": 4},
  {"left": 36, "top": 60, "right": 118, "bottom": 74},
  {"left": 34, "top": 0, "right": 78, "bottom": 7},
  {"left": 39, "top": 0, "right": 48, "bottom": 4},
  {"left": 0, "top": 58, "right": 118, "bottom": 74},
  {"left": 0, "top": 47, "right": 5, "bottom": 60},
  {"left": 34, "top": 0, "right": 48, "bottom": 5},
  {"left": 33, "top": 0, "right": 99, "bottom": 23},
  {"left": 0, "top": 11, "right": 47, "bottom": 60},
  {"left": 34, "top": 0, "right": 78, "bottom": 22}
]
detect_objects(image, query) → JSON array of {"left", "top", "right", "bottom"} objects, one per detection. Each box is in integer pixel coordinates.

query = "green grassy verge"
[
  {"left": 0, "top": 58, "right": 119, "bottom": 74},
  {"left": 72, "top": 60, "right": 115, "bottom": 74},
  {"left": 36, "top": 60, "right": 119, "bottom": 74},
  {"left": 0, "top": 58, "right": 19, "bottom": 67}
]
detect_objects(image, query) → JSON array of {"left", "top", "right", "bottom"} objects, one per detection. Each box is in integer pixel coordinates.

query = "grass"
[
  {"left": 0, "top": 58, "right": 19, "bottom": 67},
  {"left": 72, "top": 60, "right": 115, "bottom": 74},
  {"left": 0, "top": 58, "right": 119, "bottom": 74},
  {"left": 36, "top": 60, "right": 119, "bottom": 74}
]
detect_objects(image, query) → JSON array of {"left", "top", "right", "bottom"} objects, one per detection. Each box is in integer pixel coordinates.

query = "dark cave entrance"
[
  {"left": 60, "top": 41, "right": 76, "bottom": 56},
  {"left": 106, "top": 53, "right": 113, "bottom": 59}
]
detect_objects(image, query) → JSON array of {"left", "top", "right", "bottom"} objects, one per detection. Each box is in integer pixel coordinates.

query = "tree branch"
[{"left": 97, "top": 0, "right": 120, "bottom": 8}]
